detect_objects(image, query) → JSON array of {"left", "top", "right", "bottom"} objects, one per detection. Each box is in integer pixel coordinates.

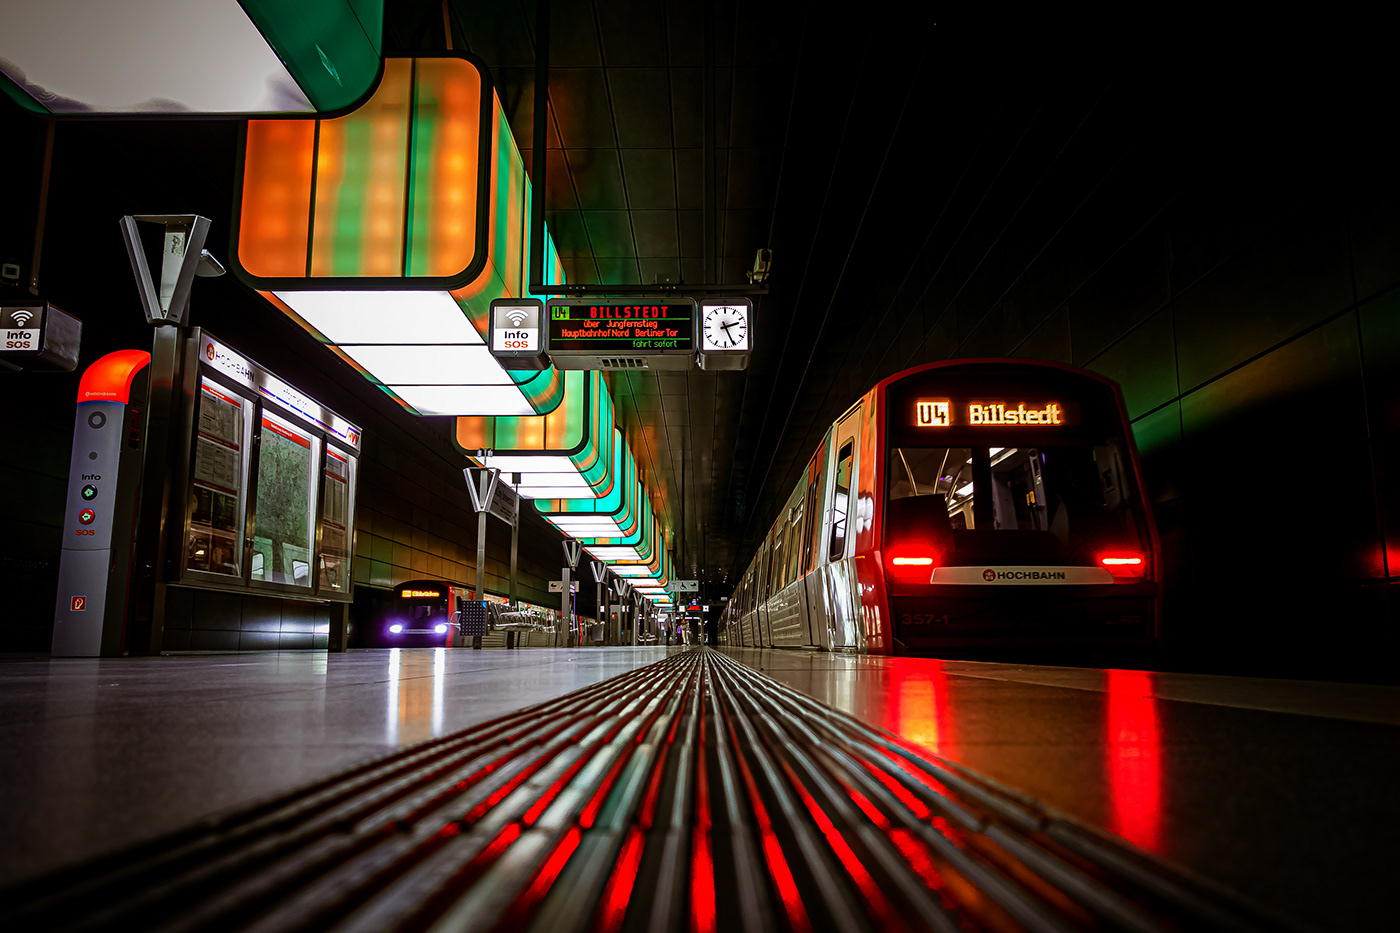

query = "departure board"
[{"left": 546, "top": 301, "right": 696, "bottom": 353}]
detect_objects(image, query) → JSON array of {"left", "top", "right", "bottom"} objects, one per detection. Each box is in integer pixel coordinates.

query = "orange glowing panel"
[
  {"left": 238, "top": 120, "right": 315, "bottom": 278},
  {"left": 310, "top": 58, "right": 412, "bottom": 277},
  {"left": 408, "top": 57, "right": 482, "bottom": 277}
]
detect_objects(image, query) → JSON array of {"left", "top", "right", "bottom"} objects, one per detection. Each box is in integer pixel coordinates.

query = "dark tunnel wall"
[{"left": 895, "top": 171, "right": 1399, "bottom": 677}]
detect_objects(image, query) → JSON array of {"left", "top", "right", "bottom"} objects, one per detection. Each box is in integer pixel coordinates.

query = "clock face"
[{"left": 703, "top": 305, "right": 748, "bottom": 350}]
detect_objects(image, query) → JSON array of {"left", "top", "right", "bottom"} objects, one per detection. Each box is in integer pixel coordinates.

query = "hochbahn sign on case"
[{"left": 544, "top": 299, "right": 695, "bottom": 370}]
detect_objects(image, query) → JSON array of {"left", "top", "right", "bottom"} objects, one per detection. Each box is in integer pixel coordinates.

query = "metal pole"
[
  {"left": 561, "top": 563, "right": 571, "bottom": 647},
  {"left": 129, "top": 322, "right": 185, "bottom": 654},
  {"left": 528, "top": 0, "right": 550, "bottom": 292},
  {"left": 474, "top": 511, "right": 487, "bottom": 650},
  {"left": 509, "top": 476, "right": 519, "bottom": 609}
]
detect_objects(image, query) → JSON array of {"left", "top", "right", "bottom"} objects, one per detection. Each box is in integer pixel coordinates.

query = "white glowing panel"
[
  {"left": 0, "top": 1, "right": 313, "bottom": 113},
  {"left": 483, "top": 455, "right": 580, "bottom": 473},
  {"left": 586, "top": 547, "right": 644, "bottom": 560},
  {"left": 609, "top": 565, "right": 657, "bottom": 577},
  {"left": 388, "top": 385, "right": 534, "bottom": 416},
  {"left": 514, "top": 472, "right": 591, "bottom": 487},
  {"left": 516, "top": 486, "right": 602, "bottom": 499},
  {"left": 337, "top": 344, "right": 511, "bottom": 385},
  {"left": 275, "top": 291, "right": 483, "bottom": 344},
  {"left": 551, "top": 523, "right": 623, "bottom": 535}
]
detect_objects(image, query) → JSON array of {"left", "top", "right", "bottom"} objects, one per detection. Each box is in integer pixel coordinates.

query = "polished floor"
[
  {"left": 1, "top": 646, "right": 1396, "bottom": 930},
  {"left": 0, "top": 647, "right": 671, "bottom": 884},
  {"left": 729, "top": 648, "right": 1400, "bottom": 932}
]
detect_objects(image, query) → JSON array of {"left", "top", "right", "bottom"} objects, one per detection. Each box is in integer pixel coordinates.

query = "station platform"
[{"left": 0, "top": 647, "right": 1394, "bottom": 931}]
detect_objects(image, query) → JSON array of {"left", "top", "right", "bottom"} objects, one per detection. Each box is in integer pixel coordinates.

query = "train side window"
[{"left": 828, "top": 442, "right": 854, "bottom": 562}]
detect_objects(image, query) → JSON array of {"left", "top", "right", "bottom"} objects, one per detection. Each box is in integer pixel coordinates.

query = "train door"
[{"left": 823, "top": 407, "right": 862, "bottom": 649}]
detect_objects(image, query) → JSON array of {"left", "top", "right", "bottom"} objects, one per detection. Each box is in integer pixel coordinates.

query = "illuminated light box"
[
  {"left": 335, "top": 345, "right": 508, "bottom": 385},
  {"left": 272, "top": 291, "right": 483, "bottom": 345},
  {"left": 0, "top": 0, "right": 382, "bottom": 115},
  {"left": 386, "top": 386, "right": 534, "bottom": 417},
  {"left": 235, "top": 54, "right": 570, "bottom": 418},
  {"left": 455, "top": 371, "right": 616, "bottom": 500}
]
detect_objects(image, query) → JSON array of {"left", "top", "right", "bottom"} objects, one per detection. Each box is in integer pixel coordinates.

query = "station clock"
[{"left": 696, "top": 298, "right": 753, "bottom": 371}]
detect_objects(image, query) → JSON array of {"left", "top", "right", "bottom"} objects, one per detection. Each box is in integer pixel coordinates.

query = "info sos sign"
[{"left": 487, "top": 299, "right": 548, "bottom": 371}]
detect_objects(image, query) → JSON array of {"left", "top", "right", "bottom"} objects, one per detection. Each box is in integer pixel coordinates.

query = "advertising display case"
[{"left": 178, "top": 330, "right": 361, "bottom": 602}]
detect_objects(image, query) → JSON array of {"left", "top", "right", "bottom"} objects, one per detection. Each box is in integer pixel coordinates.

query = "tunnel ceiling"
[
  {"left": 379, "top": 2, "right": 1366, "bottom": 589},
  {"left": 17, "top": 4, "right": 1348, "bottom": 593}
]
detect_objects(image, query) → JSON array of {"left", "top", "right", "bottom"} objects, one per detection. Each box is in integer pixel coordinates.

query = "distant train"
[
  {"left": 719, "top": 359, "right": 1162, "bottom": 655},
  {"left": 370, "top": 580, "right": 466, "bottom": 647}
]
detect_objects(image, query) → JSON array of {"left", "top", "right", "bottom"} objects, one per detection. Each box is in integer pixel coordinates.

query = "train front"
[
  {"left": 878, "top": 362, "right": 1161, "bottom": 654},
  {"left": 380, "top": 582, "right": 457, "bottom": 647}
]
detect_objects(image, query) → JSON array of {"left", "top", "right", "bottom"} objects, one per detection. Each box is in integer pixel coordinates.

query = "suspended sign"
[
  {"left": 488, "top": 298, "right": 548, "bottom": 370},
  {"left": 545, "top": 299, "right": 695, "bottom": 370},
  {"left": 0, "top": 302, "right": 81, "bottom": 372}
]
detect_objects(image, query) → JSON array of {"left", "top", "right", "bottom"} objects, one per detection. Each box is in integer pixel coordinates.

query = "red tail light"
[
  {"left": 1099, "top": 553, "right": 1147, "bottom": 580},
  {"left": 886, "top": 550, "right": 939, "bottom": 581}
]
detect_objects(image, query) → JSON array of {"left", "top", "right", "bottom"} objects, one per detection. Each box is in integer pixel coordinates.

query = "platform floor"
[
  {"left": 0, "top": 647, "right": 671, "bottom": 884},
  {"left": 0, "top": 647, "right": 1396, "bottom": 930},
  {"left": 731, "top": 648, "right": 1400, "bottom": 931}
]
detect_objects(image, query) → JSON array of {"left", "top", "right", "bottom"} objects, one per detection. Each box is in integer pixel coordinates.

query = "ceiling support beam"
[
  {"left": 702, "top": 0, "right": 716, "bottom": 285},
  {"left": 528, "top": 0, "right": 550, "bottom": 297}
]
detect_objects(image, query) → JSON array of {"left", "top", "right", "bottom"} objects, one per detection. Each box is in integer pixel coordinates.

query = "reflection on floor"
[
  {"left": 724, "top": 648, "right": 1400, "bottom": 932},
  {"left": 2, "top": 646, "right": 1397, "bottom": 930},
  {"left": 0, "top": 647, "right": 673, "bottom": 884}
]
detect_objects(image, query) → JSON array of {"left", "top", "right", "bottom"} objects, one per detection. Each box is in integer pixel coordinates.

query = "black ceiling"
[
  {"left": 377, "top": 3, "right": 1381, "bottom": 588},
  {"left": 5, "top": 4, "right": 1366, "bottom": 595}
]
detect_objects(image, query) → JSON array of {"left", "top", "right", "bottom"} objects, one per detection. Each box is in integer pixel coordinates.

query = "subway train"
[
  {"left": 718, "top": 359, "right": 1162, "bottom": 655},
  {"left": 368, "top": 580, "right": 466, "bottom": 647}
]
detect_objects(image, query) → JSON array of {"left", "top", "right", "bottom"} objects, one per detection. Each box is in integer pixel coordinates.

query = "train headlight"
[
  {"left": 434, "top": 623, "right": 448, "bottom": 635},
  {"left": 388, "top": 623, "right": 404, "bottom": 634}
]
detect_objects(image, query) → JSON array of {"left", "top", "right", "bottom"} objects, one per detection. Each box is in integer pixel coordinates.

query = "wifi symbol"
[
  {"left": 10, "top": 309, "right": 34, "bottom": 326},
  {"left": 506, "top": 309, "right": 529, "bottom": 327}
]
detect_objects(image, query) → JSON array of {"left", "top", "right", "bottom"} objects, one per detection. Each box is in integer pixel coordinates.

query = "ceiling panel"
[
  {"left": 630, "top": 211, "right": 679, "bottom": 257},
  {"left": 608, "top": 69, "right": 674, "bottom": 146},
  {"left": 619, "top": 150, "right": 676, "bottom": 208}
]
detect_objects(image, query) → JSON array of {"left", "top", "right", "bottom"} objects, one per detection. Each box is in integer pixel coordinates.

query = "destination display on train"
[
  {"left": 915, "top": 399, "right": 1079, "bottom": 427},
  {"left": 546, "top": 302, "right": 696, "bottom": 351}
]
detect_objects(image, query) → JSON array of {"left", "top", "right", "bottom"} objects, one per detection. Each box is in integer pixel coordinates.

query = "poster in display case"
[{"left": 178, "top": 331, "right": 362, "bottom": 601}]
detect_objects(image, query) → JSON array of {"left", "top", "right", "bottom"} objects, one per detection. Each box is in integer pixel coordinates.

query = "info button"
[
  {"left": 81, "top": 484, "right": 98, "bottom": 501},
  {"left": 78, "top": 509, "right": 95, "bottom": 525}
]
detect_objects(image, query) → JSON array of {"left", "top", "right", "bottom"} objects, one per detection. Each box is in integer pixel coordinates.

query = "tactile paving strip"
[{"left": 1, "top": 650, "right": 1288, "bottom": 933}]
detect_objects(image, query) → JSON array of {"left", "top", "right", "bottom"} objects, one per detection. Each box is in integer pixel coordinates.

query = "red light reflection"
[
  {"left": 889, "top": 660, "right": 954, "bottom": 758},
  {"left": 1105, "top": 670, "right": 1161, "bottom": 851}
]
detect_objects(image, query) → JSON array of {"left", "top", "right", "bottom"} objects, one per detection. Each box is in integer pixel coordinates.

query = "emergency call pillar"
[{"left": 52, "top": 350, "right": 151, "bottom": 656}]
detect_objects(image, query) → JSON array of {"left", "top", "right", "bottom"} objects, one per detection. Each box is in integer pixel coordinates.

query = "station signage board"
[
  {"left": 666, "top": 579, "right": 699, "bottom": 593},
  {"left": 545, "top": 299, "right": 695, "bottom": 370}
]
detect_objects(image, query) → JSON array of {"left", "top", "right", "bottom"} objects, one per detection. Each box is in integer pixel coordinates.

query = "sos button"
[{"left": 78, "top": 509, "right": 96, "bottom": 525}]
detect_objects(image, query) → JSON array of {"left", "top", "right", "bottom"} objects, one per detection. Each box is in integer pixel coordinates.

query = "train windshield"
[{"left": 887, "top": 442, "right": 1144, "bottom": 565}]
